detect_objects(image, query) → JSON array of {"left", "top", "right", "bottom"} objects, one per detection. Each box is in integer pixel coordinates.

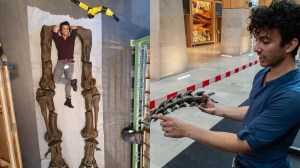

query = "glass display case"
[
  {"left": 184, "top": 0, "right": 221, "bottom": 47},
  {"left": 192, "top": 0, "right": 214, "bottom": 44}
]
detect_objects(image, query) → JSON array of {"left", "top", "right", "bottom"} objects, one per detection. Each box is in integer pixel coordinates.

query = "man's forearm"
[
  {"left": 185, "top": 125, "right": 251, "bottom": 154},
  {"left": 216, "top": 106, "right": 249, "bottom": 121},
  {"left": 70, "top": 26, "right": 77, "bottom": 30}
]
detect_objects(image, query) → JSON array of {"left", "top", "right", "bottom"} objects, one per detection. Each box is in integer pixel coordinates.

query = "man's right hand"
[{"left": 152, "top": 114, "right": 193, "bottom": 138}]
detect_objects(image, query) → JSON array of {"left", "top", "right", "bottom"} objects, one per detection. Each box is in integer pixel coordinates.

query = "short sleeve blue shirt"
[{"left": 236, "top": 68, "right": 300, "bottom": 168}]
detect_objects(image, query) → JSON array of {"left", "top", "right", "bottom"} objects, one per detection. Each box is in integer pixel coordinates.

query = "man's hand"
[
  {"left": 152, "top": 114, "right": 194, "bottom": 138},
  {"left": 153, "top": 113, "right": 251, "bottom": 153},
  {"left": 198, "top": 94, "right": 219, "bottom": 115},
  {"left": 53, "top": 25, "right": 58, "bottom": 33},
  {"left": 198, "top": 94, "right": 249, "bottom": 121}
]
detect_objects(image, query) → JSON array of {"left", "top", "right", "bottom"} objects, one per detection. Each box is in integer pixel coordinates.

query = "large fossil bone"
[
  {"left": 80, "top": 86, "right": 101, "bottom": 167},
  {"left": 48, "top": 111, "right": 62, "bottom": 142},
  {"left": 150, "top": 90, "right": 217, "bottom": 122},
  {"left": 79, "top": 138, "right": 100, "bottom": 168},
  {"left": 36, "top": 88, "right": 55, "bottom": 141},
  {"left": 36, "top": 25, "right": 68, "bottom": 167},
  {"left": 40, "top": 25, "right": 53, "bottom": 62},
  {"left": 77, "top": 26, "right": 92, "bottom": 63},
  {"left": 45, "top": 140, "right": 69, "bottom": 168},
  {"left": 36, "top": 88, "right": 62, "bottom": 142},
  {"left": 81, "top": 62, "right": 96, "bottom": 90},
  {"left": 39, "top": 25, "right": 55, "bottom": 89},
  {"left": 92, "top": 93, "right": 100, "bottom": 131},
  {"left": 37, "top": 25, "right": 101, "bottom": 168},
  {"left": 81, "top": 87, "right": 100, "bottom": 138},
  {"left": 81, "top": 110, "right": 98, "bottom": 138},
  {"left": 77, "top": 26, "right": 101, "bottom": 167},
  {"left": 39, "top": 61, "right": 55, "bottom": 89}
]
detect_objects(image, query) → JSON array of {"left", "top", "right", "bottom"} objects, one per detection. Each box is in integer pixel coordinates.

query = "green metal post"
[{"left": 130, "top": 36, "right": 150, "bottom": 168}]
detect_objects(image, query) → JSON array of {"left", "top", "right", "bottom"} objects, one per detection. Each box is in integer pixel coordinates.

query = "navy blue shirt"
[
  {"left": 52, "top": 29, "right": 77, "bottom": 60},
  {"left": 237, "top": 68, "right": 300, "bottom": 168}
]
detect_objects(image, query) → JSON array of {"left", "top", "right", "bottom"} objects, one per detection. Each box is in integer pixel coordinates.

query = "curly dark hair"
[
  {"left": 247, "top": 0, "right": 300, "bottom": 56},
  {"left": 59, "top": 21, "right": 70, "bottom": 30}
]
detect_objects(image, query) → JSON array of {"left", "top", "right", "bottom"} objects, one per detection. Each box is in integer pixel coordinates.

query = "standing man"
[
  {"left": 52, "top": 21, "right": 77, "bottom": 108},
  {"left": 154, "top": 0, "right": 300, "bottom": 167}
]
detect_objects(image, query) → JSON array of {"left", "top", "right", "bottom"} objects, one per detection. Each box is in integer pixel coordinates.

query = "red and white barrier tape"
[{"left": 149, "top": 60, "right": 258, "bottom": 110}]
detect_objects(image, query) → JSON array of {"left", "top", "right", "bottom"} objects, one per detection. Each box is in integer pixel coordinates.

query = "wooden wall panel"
[
  {"left": 231, "top": 0, "right": 244, "bottom": 8},
  {"left": 223, "top": 0, "right": 231, "bottom": 8},
  {"left": 184, "top": 14, "right": 192, "bottom": 47},
  {"left": 223, "top": 0, "right": 245, "bottom": 8},
  {"left": 259, "top": 0, "right": 272, "bottom": 6},
  {"left": 259, "top": 0, "right": 299, "bottom": 6}
]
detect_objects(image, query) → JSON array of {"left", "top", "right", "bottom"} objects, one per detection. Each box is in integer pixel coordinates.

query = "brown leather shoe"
[
  {"left": 64, "top": 98, "right": 74, "bottom": 108},
  {"left": 71, "top": 79, "right": 77, "bottom": 92}
]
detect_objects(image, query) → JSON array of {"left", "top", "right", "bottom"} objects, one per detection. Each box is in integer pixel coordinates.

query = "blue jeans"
[{"left": 53, "top": 60, "right": 74, "bottom": 98}]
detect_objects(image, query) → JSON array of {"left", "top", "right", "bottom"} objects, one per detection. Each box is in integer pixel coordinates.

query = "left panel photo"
[{"left": 0, "top": 0, "right": 150, "bottom": 168}]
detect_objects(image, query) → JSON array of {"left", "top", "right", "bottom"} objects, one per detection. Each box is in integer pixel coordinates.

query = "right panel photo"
[{"left": 150, "top": 0, "right": 300, "bottom": 167}]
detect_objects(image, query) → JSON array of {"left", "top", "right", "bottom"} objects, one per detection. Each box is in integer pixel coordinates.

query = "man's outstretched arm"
[
  {"left": 198, "top": 94, "right": 249, "bottom": 121},
  {"left": 153, "top": 114, "right": 252, "bottom": 154},
  {"left": 199, "top": 106, "right": 249, "bottom": 121}
]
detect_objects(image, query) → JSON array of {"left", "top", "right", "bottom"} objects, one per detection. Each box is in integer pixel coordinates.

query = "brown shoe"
[
  {"left": 64, "top": 98, "right": 74, "bottom": 108},
  {"left": 71, "top": 79, "right": 77, "bottom": 91}
]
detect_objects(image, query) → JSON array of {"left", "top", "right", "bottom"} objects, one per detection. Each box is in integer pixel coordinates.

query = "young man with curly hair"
[{"left": 154, "top": 0, "right": 300, "bottom": 167}]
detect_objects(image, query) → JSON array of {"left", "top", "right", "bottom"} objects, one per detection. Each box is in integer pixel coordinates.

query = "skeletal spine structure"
[
  {"left": 150, "top": 90, "right": 217, "bottom": 122},
  {"left": 36, "top": 25, "right": 100, "bottom": 168}
]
